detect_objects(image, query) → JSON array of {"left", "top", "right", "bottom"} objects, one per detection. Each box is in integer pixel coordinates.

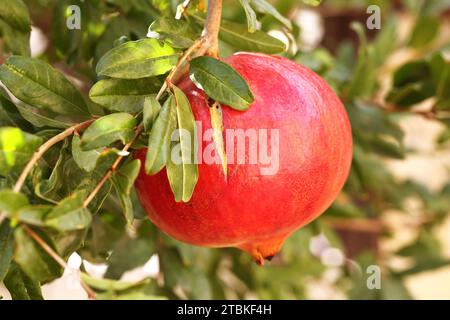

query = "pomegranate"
[{"left": 135, "top": 52, "right": 352, "bottom": 264}]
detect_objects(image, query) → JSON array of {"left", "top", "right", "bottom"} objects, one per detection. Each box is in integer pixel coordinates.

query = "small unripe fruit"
[{"left": 135, "top": 52, "right": 352, "bottom": 264}]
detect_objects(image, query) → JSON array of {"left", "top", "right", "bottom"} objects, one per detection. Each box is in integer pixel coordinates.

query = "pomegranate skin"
[{"left": 134, "top": 52, "right": 352, "bottom": 264}]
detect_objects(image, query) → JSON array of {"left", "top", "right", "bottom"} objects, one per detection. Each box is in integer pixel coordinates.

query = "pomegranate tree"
[{"left": 135, "top": 52, "right": 352, "bottom": 264}]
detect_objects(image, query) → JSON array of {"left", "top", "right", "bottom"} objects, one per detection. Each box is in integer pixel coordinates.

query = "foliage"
[{"left": 0, "top": 0, "right": 449, "bottom": 300}]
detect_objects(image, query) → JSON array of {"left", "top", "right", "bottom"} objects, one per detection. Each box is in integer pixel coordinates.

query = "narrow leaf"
[
  {"left": 72, "top": 136, "right": 102, "bottom": 172},
  {"left": 105, "top": 237, "right": 154, "bottom": 280},
  {"left": 189, "top": 56, "right": 254, "bottom": 110},
  {"left": 80, "top": 273, "right": 145, "bottom": 291},
  {"left": 148, "top": 17, "right": 199, "bottom": 48},
  {"left": 408, "top": 15, "right": 440, "bottom": 48},
  {"left": 219, "top": 19, "right": 286, "bottom": 53},
  {"left": 34, "top": 139, "right": 70, "bottom": 203},
  {"left": 251, "top": 0, "right": 292, "bottom": 29},
  {"left": 0, "top": 189, "right": 29, "bottom": 216},
  {"left": 89, "top": 78, "right": 162, "bottom": 113},
  {"left": 238, "top": 0, "right": 258, "bottom": 33},
  {"left": 96, "top": 39, "right": 179, "bottom": 79},
  {"left": 3, "top": 263, "right": 43, "bottom": 300},
  {"left": 145, "top": 96, "right": 177, "bottom": 175},
  {"left": 112, "top": 159, "right": 141, "bottom": 226},
  {"left": 15, "top": 103, "right": 72, "bottom": 128},
  {"left": 0, "top": 56, "right": 90, "bottom": 117},
  {"left": 14, "top": 227, "right": 63, "bottom": 283},
  {"left": 166, "top": 86, "right": 199, "bottom": 202},
  {"left": 16, "top": 205, "right": 51, "bottom": 227},
  {"left": 143, "top": 96, "right": 162, "bottom": 132},
  {"left": 80, "top": 113, "right": 137, "bottom": 150},
  {"left": 0, "top": 221, "right": 14, "bottom": 281},
  {"left": 0, "top": 0, "right": 31, "bottom": 32},
  {"left": 45, "top": 191, "right": 92, "bottom": 232},
  {"left": 0, "top": 19, "right": 30, "bottom": 56}
]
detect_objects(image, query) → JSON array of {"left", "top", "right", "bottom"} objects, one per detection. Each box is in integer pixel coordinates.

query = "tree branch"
[
  {"left": 81, "top": 0, "right": 224, "bottom": 211},
  {"left": 13, "top": 119, "right": 95, "bottom": 193},
  {"left": 201, "top": 0, "right": 223, "bottom": 58},
  {"left": 82, "top": 124, "right": 144, "bottom": 208},
  {"left": 0, "top": 119, "right": 95, "bottom": 225}
]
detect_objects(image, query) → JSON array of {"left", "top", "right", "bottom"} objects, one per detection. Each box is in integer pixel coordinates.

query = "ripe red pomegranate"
[{"left": 135, "top": 52, "right": 352, "bottom": 264}]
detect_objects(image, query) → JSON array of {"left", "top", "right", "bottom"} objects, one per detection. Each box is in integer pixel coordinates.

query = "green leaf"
[
  {"left": 0, "top": 92, "right": 31, "bottom": 128},
  {"left": 0, "top": 189, "right": 29, "bottom": 215},
  {"left": 346, "top": 22, "right": 376, "bottom": 99},
  {"left": 80, "top": 113, "right": 137, "bottom": 150},
  {"left": 98, "top": 291, "right": 166, "bottom": 300},
  {"left": 14, "top": 103, "right": 72, "bottom": 129},
  {"left": 71, "top": 136, "right": 102, "bottom": 172},
  {"left": 148, "top": 17, "right": 199, "bottom": 48},
  {"left": 387, "top": 60, "right": 435, "bottom": 107},
  {"left": 302, "top": 0, "right": 322, "bottom": 6},
  {"left": 348, "top": 101, "right": 404, "bottom": 159},
  {"left": 16, "top": 205, "right": 51, "bottom": 227},
  {"left": 34, "top": 139, "right": 70, "bottom": 203},
  {"left": 430, "top": 52, "right": 450, "bottom": 106},
  {"left": 77, "top": 212, "right": 125, "bottom": 263},
  {"left": 3, "top": 263, "right": 43, "bottom": 300},
  {"left": 0, "top": 19, "right": 30, "bottom": 56},
  {"left": 113, "top": 160, "right": 141, "bottom": 196},
  {"left": 408, "top": 15, "right": 440, "bottom": 48},
  {"left": 372, "top": 18, "right": 397, "bottom": 66},
  {"left": 189, "top": 56, "right": 254, "bottom": 110},
  {"left": 238, "top": 0, "right": 258, "bottom": 33},
  {"left": 80, "top": 272, "right": 146, "bottom": 291},
  {"left": 105, "top": 237, "right": 155, "bottom": 280},
  {"left": 112, "top": 159, "right": 141, "bottom": 226},
  {"left": 0, "top": 56, "right": 90, "bottom": 118},
  {"left": 381, "top": 277, "right": 412, "bottom": 300},
  {"left": 191, "top": 15, "right": 285, "bottom": 54},
  {"left": 166, "top": 86, "right": 199, "bottom": 202},
  {"left": 14, "top": 227, "right": 63, "bottom": 283},
  {"left": 0, "top": 0, "right": 31, "bottom": 32},
  {"left": 0, "top": 127, "right": 42, "bottom": 176},
  {"left": 45, "top": 191, "right": 92, "bottom": 232},
  {"left": 0, "top": 221, "right": 14, "bottom": 281},
  {"left": 89, "top": 78, "right": 162, "bottom": 113},
  {"left": 219, "top": 19, "right": 286, "bottom": 53},
  {"left": 143, "top": 96, "right": 162, "bottom": 132},
  {"left": 145, "top": 96, "right": 177, "bottom": 175},
  {"left": 251, "top": 0, "right": 292, "bottom": 29},
  {"left": 159, "top": 247, "right": 212, "bottom": 299},
  {"left": 58, "top": 150, "right": 117, "bottom": 213},
  {"left": 96, "top": 39, "right": 179, "bottom": 79}
]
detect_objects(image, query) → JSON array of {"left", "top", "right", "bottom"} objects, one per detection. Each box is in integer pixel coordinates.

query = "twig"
[
  {"left": 156, "top": 37, "right": 206, "bottom": 100},
  {"left": 23, "top": 225, "right": 97, "bottom": 299},
  {"left": 13, "top": 119, "right": 95, "bottom": 193},
  {"left": 364, "top": 100, "right": 447, "bottom": 120},
  {"left": 82, "top": 124, "right": 144, "bottom": 208}
]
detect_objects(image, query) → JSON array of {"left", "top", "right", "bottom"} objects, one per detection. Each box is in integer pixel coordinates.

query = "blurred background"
[{"left": 1, "top": 0, "right": 450, "bottom": 299}]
